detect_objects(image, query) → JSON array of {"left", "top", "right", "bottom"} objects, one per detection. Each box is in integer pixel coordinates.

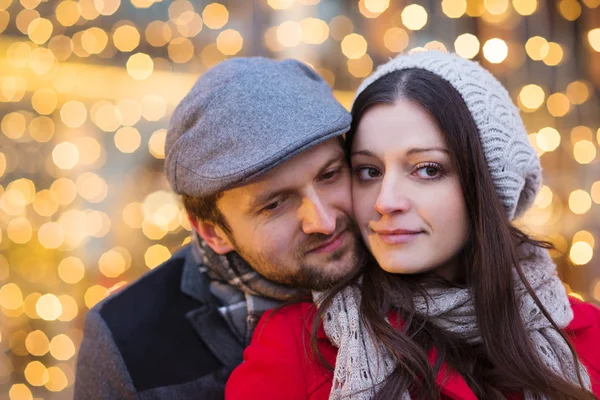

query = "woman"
[{"left": 225, "top": 51, "right": 600, "bottom": 399}]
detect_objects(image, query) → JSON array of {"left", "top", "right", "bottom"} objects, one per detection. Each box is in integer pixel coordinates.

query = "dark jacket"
[{"left": 74, "top": 246, "right": 244, "bottom": 399}]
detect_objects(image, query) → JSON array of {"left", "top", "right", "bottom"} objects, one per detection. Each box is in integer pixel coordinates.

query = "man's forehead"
[{"left": 222, "top": 139, "right": 346, "bottom": 204}]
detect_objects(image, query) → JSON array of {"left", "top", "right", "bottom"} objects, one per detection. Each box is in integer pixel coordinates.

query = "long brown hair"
[{"left": 312, "top": 69, "right": 594, "bottom": 399}]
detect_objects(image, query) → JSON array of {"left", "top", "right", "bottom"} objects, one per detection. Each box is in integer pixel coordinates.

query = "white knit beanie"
[{"left": 355, "top": 51, "right": 542, "bottom": 221}]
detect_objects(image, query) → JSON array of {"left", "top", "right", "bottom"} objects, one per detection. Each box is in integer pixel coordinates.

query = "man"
[{"left": 74, "top": 57, "right": 363, "bottom": 399}]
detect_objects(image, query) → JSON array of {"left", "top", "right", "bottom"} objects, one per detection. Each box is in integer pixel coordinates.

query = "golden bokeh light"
[
  {"left": 48, "top": 34, "right": 74, "bottom": 61},
  {"left": 2, "top": 112, "right": 26, "bottom": 140},
  {"left": 81, "top": 27, "right": 109, "bottom": 54},
  {"left": 570, "top": 241, "right": 593, "bottom": 265},
  {"left": 126, "top": 52, "right": 154, "bottom": 80},
  {"left": 268, "top": 0, "right": 293, "bottom": 9},
  {"left": 454, "top": 33, "right": 480, "bottom": 59},
  {"left": 569, "top": 189, "right": 592, "bottom": 215},
  {"left": 537, "top": 127, "right": 561, "bottom": 152},
  {"left": 573, "top": 230, "right": 595, "bottom": 247},
  {"left": 99, "top": 249, "right": 127, "bottom": 278},
  {"left": 168, "top": 37, "right": 195, "bottom": 63},
  {"left": 347, "top": 54, "right": 373, "bottom": 78},
  {"left": 202, "top": 3, "right": 228, "bottom": 29},
  {"left": 38, "top": 222, "right": 65, "bottom": 249},
  {"left": 543, "top": 42, "right": 563, "bottom": 66},
  {"left": 141, "top": 94, "right": 167, "bottom": 121},
  {"left": 84, "top": 285, "right": 108, "bottom": 309},
  {"left": 16, "top": 8, "right": 39, "bottom": 34},
  {"left": 277, "top": 21, "right": 302, "bottom": 47},
  {"left": 116, "top": 99, "right": 142, "bottom": 126},
  {"left": 329, "top": 15, "right": 353, "bottom": 41},
  {"left": 49, "top": 334, "right": 76, "bottom": 361},
  {"left": 58, "top": 294, "right": 79, "bottom": 321},
  {"left": 58, "top": 257, "right": 85, "bottom": 284},
  {"left": 31, "top": 88, "right": 58, "bottom": 115},
  {"left": 91, "top": 101, "right": 122, "bottom": 132},
  {"left": 123, "top": 202, "right": 144, "bottom": 229},
  {"left": 36, "top": 294, "right": 63, "bottom": 321},
  {"left": 25, "top": 330, "right": 49, "bottom": 356},
  {"left": 566, "top": 81, "right": 590, "bottom": 104},
  {"left": 573, "top": 140, "right": 596, "bottom": 164},
  {"left": 145, "top": 244, "right": 172, "bottom": 269},
  {"left": 29, "top": 47, "right": 58, "bottom": 76},
  {"left": 7, "top": 217, "right": 33, "bottom": 244},
  {"left": 546, "top": 92, "right": 570, "bottom": 117},
  {"left": 145, "top": 20, "right": 172, "bottom": 47},
  {"left": 76, "top": 136, "right": 102, "bottom": 165},
  {"left": 442, "top": 0, "right": 467, "bottom": 18},
  {"left": 27, "top": 17, "right": 53, "bottom": 44},
  {"left": 168, "top": 0, "right": 194, "bottom": 23},
  {"left": 424, "top": 41, "right": 448, "bottom": 52},
  {"left": 559, "top": 0, "right": 582, "bottom": 21},
  {"left": 588, "top": 28, "right": 600, "bottom": 52},
  {"left": 24, "top": 361, "right": 49, "bottom": 386},
  {"left": 148, "top": 128, "right": 167, "bottom": 159},
  {"left": 518, "top": 84, "right": 545, "bottom": 111},
  {"left": 533, "top": 185, "right": 553, "bottom": 208},
  {"left": 23, "top": 293, "right": 41, "bottom": 319},
  {"left": 52, "top": 142, "right": 80, "bottom": 170},
  {"left": 60, "top": 100, "right": 87, "bottom": 128},
  {"left": 114, "top": 126, "right": 142, "bottom": 153},
  {"left": 56, "top": 0, "right": 80, "bottom": 26},
  {"left": 341, "top": 33, "right": 367, "bottom": 59},
  {"left": 45, "top": 366, "right": 68, "bottom": 392},
  {"left": 76, "top": 172, "right": 108, "bottom": 203},
  {"left": 592, "top": 181, "right": 600, "bottom": 204},
  {"left": 50, "top": 178, "right": 77, "bottom": 206},
  {"left": 301, "top": 18, "right": 329, "bottom": 44},
  {"left": 483, "top": 38, "right": 508, "bottom": 63},
  {"left": 571, "top": 125, "right": 593, "bottom": 144},
  {"left": 9, "top": 384, "right": 33, "bottom": 400},
  {"left": 484, "top": 0, "right": 509, "bottom": 14},
  {"left": 95, "top": 0, "right": 121, "bottom": 16},
  {"left": 401, "top": 4, "right": 428, "bottom": 30},
  {"left": 525, "top": 36, "right": 549, "bottom": 60},
  {"left": 513, "top": 0, "right": 537, "bottom": 15},
  {"left": 113, "top": 23, "right": 140, "bottom": 52},
  {"left": 0, "top": 283, "right": 23, "bottom": 310},
  {"left": 383, "top": 27, "right": 409, "bottom": 53}
]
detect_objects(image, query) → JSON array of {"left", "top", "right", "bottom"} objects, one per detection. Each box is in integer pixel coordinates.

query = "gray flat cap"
[{"left": 164, "top": 57, "right": 351, "bottom": 197}]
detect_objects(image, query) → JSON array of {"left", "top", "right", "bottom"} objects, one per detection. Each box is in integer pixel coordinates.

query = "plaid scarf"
[{"left": 190, "top": 232, "right": 309, "bottom": 345}]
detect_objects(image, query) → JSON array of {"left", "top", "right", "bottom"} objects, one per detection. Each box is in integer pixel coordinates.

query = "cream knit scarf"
[{"left": 314, "top": 244, "right": 591, "bottom": 399}]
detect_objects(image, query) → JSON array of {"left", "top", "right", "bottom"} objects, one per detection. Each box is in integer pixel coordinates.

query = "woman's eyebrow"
[
  {"left": 406, "top": 147, "right": 449, "bottom": 156},
  {"left": 350, "top": 150, "right": 375, "bottom": 157}
]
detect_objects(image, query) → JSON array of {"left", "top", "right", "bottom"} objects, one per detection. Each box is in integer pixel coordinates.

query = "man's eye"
[
  {"left": 263, "top": 198, "right": 285, "bottom": 212},
  {"left": 320, "top": 169, "right": 339, "bottom": 181}
]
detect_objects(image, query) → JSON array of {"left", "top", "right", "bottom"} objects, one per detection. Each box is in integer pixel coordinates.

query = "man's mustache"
[{"left": 298, "top": 216, "right": 357, "bottom": 255}]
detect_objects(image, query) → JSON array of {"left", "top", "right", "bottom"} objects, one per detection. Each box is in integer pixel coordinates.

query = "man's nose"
[{"left": 297, "top": 191, "right": 336, "bottom": 235}]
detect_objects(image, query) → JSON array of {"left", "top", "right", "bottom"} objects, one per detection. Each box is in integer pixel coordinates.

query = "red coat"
[{"left": 226, "top": 298, "right": 600, "bottom": 400}]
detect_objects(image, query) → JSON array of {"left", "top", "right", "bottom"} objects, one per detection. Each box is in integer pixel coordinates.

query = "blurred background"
[{"left": 0, "top": 0, "right": 599, "bottom": 398}]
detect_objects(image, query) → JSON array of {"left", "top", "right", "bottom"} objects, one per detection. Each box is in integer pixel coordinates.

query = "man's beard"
[{"left": 234, "top": 216, "right": 365, "bottom": 291}]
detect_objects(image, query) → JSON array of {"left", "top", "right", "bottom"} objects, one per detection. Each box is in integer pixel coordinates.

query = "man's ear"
[{"left": 188, "top": 215, "right": 234, "bottom": 255}]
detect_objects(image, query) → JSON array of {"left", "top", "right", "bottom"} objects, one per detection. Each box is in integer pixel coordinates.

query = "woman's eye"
[
  {"left": 355, "top": 167, "right": 381, "bottom": 180},
  {"left": 415, "top": 164, "right": 443, "bottom": 179}
]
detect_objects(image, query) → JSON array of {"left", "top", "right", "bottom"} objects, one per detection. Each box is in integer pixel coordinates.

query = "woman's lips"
[{"left": 373, "top": 229, "right": 423, "bottom": 245}]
